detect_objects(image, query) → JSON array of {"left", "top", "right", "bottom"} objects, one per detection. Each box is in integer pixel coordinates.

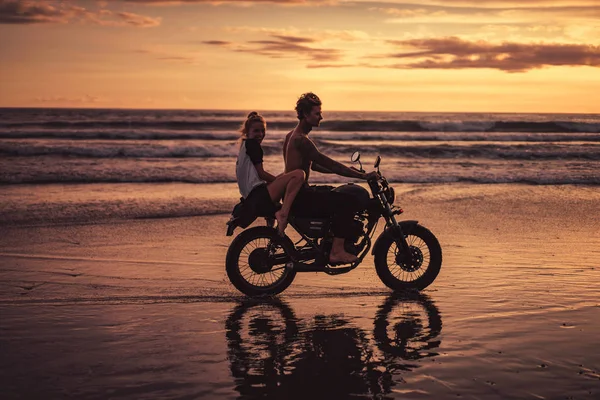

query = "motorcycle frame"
[{"left": 270, "top": 174, "right": 414, "bottom": 276}]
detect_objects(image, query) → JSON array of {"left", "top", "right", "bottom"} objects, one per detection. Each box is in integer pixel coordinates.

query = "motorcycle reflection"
[{"left": 225, "top": 293, "right": 442, "bottom": 399}]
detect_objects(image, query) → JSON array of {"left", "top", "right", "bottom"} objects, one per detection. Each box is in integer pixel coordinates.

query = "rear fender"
[
  {"left": 371, "top": 220, "right": 419, "bottom": 255},
  {"left": 225, "top": 201, "right": 258, "bottom": 236}
]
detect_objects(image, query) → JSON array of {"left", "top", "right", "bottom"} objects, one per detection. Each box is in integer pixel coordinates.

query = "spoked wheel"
[
  {"left": 374, "top": 223, "right": 442, "bottom": 291},
  {"left": 226, "top": 298, "right": 299, "bottom": 396},
  {"left": 226, "top": 227, "right": 297, "bottom": 296},
  {"left": 373, "top": 291, "right": 442, "bottom": 360}
]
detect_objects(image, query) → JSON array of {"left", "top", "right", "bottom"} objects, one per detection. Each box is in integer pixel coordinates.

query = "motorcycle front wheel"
[
  {"left": 374, "top": 223, "right": 442, "bottom": 291},
  {"left": 226, "top": 226, "right": 297, "bottom": 297}
]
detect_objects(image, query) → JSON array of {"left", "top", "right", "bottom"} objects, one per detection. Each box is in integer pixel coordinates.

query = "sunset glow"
[{"left": 2, "top": 0, "right": 600, "bottom": 112}]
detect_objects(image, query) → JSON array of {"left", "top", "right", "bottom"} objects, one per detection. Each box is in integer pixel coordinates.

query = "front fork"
[{"left": 379, "top": 194, "right": 413, "bottom": 262}]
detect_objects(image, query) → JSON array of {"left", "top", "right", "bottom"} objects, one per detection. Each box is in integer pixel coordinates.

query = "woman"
[{"left": 236, "top": 112, "right": 305, "bottom": 235}]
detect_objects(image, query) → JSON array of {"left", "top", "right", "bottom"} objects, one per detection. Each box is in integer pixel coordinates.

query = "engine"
[{"left": 345, "top": 218, "right": 367, "bottom": 255}]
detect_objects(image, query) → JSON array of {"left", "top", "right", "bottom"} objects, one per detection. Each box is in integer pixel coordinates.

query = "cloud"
[
  {"left": 0, "top": 0, "right": 70, "bottom": 23},
  {"left": 370, "top": 3, "right": 600, "bottom": 26},
  {"left": 0, "top": 0, "right": 161, "bottom": 27},
  {"left": 306, "top": 62, "right": 370, "bottom": 68},
  {"left": 380, "top": 37, "right": 600, "bottom": 72},
  {"left": 33, "top": 95, "right": 103, "bottom": 104},
  {"left": 121, "top": 0, "right": 311, "bottom": 3},
  {"left": 202, "top": 40, "right": 232, "bottom": 46},
  {"left": 113, "top": 11, "right": 161, "bottom": 26},
  {"left": 225, "top": 26, "right": 370, "bottom": 43},
  {"left": 203, "top": 33, "right": 343, "bottom": 62},
  {"left": 135, "top": 47, "right": 199, "bottom": 64},
  {"left": 105, "top": 0, "right": 600, "bottom": 6},
  {"left": 156, "top": 55, "right": 195, "bottom": 63}
]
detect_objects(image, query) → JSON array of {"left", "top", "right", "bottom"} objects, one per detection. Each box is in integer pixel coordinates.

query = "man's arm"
[
  {"left": 295, "top": 136, "right": 366, "bottom": 179},
  {"left": 311, "top": 163, "right": 333, "bottom": 174}
]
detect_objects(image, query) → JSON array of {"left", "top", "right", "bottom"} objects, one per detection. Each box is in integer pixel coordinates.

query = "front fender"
[{"left": 371, "top": 220, "right": 419, "bottom": 255}]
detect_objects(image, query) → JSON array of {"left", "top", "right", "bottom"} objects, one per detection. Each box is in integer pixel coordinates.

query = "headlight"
[{"left": 386, "top": 186, "right": 395, "bottom": 205}]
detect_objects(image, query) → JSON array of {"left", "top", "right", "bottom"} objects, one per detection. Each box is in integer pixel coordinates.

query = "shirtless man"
[{"left": 283, "top": 92, "right": 378, "bottom": 265}]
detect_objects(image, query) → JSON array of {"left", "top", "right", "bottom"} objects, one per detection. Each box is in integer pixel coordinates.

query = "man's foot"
[
  {"left": 329, "top": 251, "right": 358, "bottom": 265},
  {"left": 275, "top": 210, "right": 288, "bottom": 236}
]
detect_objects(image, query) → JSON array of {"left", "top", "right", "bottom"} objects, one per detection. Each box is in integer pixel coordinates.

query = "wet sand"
[{"left": 1, "top": 183, "right": 599, "bottom": 399}]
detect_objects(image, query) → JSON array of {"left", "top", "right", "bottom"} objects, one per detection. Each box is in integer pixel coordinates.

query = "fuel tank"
[{"left": 332, "top": 183, "right": 371, "bottom": 209}]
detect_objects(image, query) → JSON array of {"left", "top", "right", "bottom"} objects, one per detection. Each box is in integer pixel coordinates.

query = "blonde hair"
[{"left": 239, "top": 111, "right": 266, "bottom": 140}]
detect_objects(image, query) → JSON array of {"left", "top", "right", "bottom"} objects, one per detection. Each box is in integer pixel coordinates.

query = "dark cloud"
[
  {"left": 144, "top": 0, "right": 307, "bottom": 2},
  {"left": 0, "top": 0, "right": 160, "bottom": 27},
  {"left": 202, "top": 40, "right": 232, "bottom": 46},
  {"left": 110, "top": 0, "right": 600, "bottom": 6},
  {"left": 271, "top": 35, "right": 316, "bottom": 44},
  {"left": 157, "top": 56, "right": 195, "bottom": 63},
  {"left": 112, "top": 11, "right": 161, "bottom": 27},
  {"left": 121, "top": 0, "right": 310, "bottom": 3},
  {"left": 382, "top": 37, "right": 600, "bottom": 72},
  {"left": 203, "top": 33, "right": 342, "bottom": 62},
  {"left": 0, "top": 0, "right": 69, "bottom": 24},
  {"left": 306, "top": 63, "right": 365, "bottom": 68}
]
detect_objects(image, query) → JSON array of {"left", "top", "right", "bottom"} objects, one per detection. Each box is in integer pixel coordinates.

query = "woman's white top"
[{"left": 236, "top": 139, "right": 266, "bottom": 198}]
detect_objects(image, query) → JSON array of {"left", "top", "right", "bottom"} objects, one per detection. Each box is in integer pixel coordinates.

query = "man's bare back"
[{"left": 283, "top": 129, "right": 312, "bottom": 182}]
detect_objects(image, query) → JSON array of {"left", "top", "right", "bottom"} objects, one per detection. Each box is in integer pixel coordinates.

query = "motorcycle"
[{"left": 225, "top": 152, "right": 443, "bottom": 297}]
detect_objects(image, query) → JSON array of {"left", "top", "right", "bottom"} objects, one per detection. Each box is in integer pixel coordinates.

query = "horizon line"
[{"left": 1, "top": 106, "right": 598, "bottom": 116}]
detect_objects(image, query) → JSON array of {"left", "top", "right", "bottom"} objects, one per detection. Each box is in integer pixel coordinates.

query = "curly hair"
[
  {"left": 295, "top": 92, "right": 321, "bottom": 120},
  {"left": 239, "top": 111, "right": 266, "bottom": 139}
]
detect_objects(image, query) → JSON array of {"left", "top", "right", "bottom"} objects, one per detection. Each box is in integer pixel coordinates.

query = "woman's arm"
[
  {"left": 254, "top": 163, "right": 277, "bottom": 183},
  {"left": 245, "top": 139, "right": 276, "bottom": 182}
]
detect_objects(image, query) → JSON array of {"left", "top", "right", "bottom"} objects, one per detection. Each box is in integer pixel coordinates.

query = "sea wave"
[
  {"left": 2, "top": 167, "right": 599, "bottom": 186},
  {"left": 0, "top": 130, "right": 241, "bottom": 140},
  {"left": 3, "top": 129, "right": 600, "bottom": 142},
  {"left": 2, "top": 174, "right": 600, "bottom": 226},
  {"left": 2, "top": 139, "right": 599, "bottom": 161},
  {"left": 2, "top": 119, "right": 599, "bottom": 133},
  {"left": 0, "top": 141, "right": 239, "bottom": 158}
]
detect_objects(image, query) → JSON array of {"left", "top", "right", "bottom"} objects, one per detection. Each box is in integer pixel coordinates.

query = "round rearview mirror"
[
  {"left": 374, "top": 155, "right": 381, "bottom": 169},
  {"left": 351, "top": 151, "right": 361, "bottom": 163}
]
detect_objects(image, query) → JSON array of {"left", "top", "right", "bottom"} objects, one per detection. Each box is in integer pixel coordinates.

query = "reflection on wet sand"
[{"left": 226, "top": 292, "right": 442, "bottom": 399}]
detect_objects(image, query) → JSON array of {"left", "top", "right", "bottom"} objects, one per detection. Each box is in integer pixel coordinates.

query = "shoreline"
[
  {"left": 1, "top": 182, "right": 598, "bottom": 399},
  {"left": 1, "top": 181, "right": 599, "bottom": 227}
]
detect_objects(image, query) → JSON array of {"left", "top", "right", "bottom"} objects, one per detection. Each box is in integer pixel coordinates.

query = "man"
[{"left": 283, "top": 92, "right": 378, "bottom": 265}]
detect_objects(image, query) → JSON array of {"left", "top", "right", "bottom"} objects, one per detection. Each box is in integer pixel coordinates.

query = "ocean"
[
  {"left": 1, "top": 107, "right": 599, "bottom": 225},
  {"left": 2, "top": 109, "right": 600, "bottom": 399}
]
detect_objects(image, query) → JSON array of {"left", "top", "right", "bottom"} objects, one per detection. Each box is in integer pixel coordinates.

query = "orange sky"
[{"left": 1, "top": 0, "right": 599, "bottom": 112}]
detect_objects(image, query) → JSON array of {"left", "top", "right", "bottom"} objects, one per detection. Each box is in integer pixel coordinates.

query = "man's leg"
[
  {"left": 328, "top": 191, "right": 362, "bottom": 264},
  {"left": 291, "top": 186, "right": 360, "bottom": 265}
]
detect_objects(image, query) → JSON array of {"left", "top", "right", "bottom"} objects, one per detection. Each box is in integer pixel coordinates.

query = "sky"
[{"left": 1, "top": 0, "right": 600, "bottom": 112}]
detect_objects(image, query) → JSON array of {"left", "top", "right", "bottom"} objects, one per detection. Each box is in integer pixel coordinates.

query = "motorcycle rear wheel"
[
  {"left": 226, "top": 226, "right": 297, "bottom": 297},
  {"left": 374, "top": 224, "right": 442, "bottom": 291}
]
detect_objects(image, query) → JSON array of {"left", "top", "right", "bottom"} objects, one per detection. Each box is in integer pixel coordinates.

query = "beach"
[
  {"left": 2, "top": 182, "right": 599, "bottom": 399},
  {"left": 4, "top": 0, "right": 600, "bottom": 396}
]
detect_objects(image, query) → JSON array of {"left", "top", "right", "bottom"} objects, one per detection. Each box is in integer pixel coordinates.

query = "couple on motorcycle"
[{"left": 235, "top": 92, "right": 378, "bottom": 265}]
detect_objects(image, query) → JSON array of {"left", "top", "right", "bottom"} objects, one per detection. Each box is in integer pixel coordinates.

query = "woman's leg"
[{"left": 266, "top": 169, "right": 305, "bottom": 234}]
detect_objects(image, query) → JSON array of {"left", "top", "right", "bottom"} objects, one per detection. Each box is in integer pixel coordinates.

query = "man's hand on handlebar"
[
  {"left": 349, "top": 166, "right": 379, "bottom": 181},
  {"left": 363, "top": 171, "right": 379, "bottom": 181}
]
